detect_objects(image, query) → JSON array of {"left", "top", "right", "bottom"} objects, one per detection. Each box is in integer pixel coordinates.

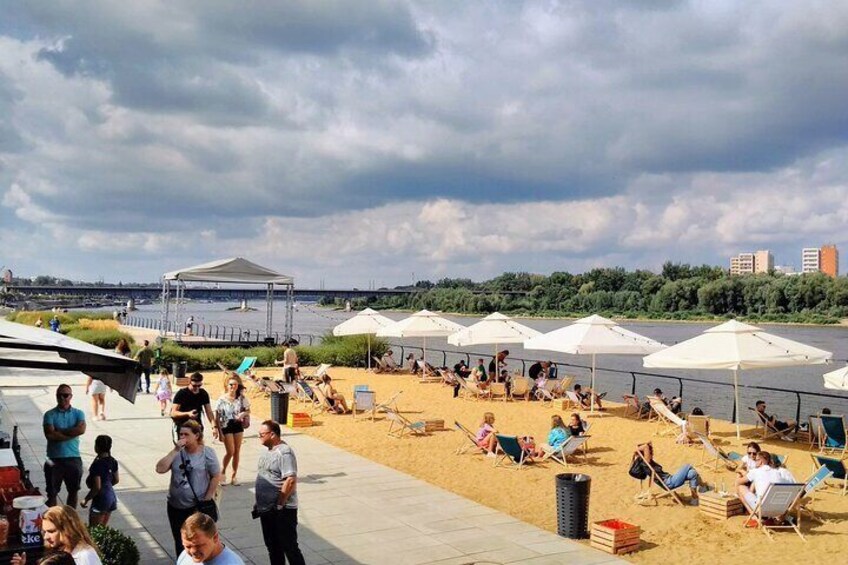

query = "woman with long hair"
[
  {"left": 11, "top": 505, "right": 102, "bottom": 564},
  {"left": 214, "top": 372, "right": 250, "bottom": 486},
  {"left": 80, "top": 435, "right": 119, "bottom": 526},
  {"left": 155, "top": 420, "right": 221, "bottom": 557}
]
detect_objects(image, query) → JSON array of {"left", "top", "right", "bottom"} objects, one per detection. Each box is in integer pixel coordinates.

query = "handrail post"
[
  {"left": 465, "top": 353, "right": 470, "bottom": 365},
  {"left": 442, "top": 351, "right": 447, "bottom": 367},
  {"left": 520, "top": 360, "right": 526, "bottom": 375},
  {"left": 794, "top": 392, "right": 802, "bottom": 429},
  {"left": 630, "top": 372, "right": 636, "bottom": 395},
  {"left": 677, "top": 378, "right": 683, "bottom": 400}
]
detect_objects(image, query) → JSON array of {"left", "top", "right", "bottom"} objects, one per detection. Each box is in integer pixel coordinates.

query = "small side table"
[{"left": 699, "top": 491, "right": 745, "bottom": 520}]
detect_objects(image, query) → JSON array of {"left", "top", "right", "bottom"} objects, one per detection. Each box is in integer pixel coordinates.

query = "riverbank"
[{"left": 228, "top": 366, "right": 846, "bottom": 564}]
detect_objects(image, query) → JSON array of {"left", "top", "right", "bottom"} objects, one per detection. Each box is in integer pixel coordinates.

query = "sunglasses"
[
  {"left": 747, "top": 451, "right": 757, "bottom": 455},
  {"left": 57, "top": 393, "right": 72, "bottom": 398},
  {"left": 228, "top": 382, "right": 239, "bottom": 386},
  {"left": 190, "top": 381, "right": 203, "bottom": 386}
]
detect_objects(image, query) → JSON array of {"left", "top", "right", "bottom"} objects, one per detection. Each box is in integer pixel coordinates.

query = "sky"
[{"left": 1, "top": 1, "right": 848, "bottom": 287}]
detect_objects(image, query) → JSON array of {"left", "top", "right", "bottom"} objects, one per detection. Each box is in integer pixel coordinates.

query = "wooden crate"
[
  {"left": 175, "top": 376, "right": 190, "bottom": 387},
  {"left": 590, "top": 519, "right": 640, "bottom": 555},
  {"left": 424, "top": 419, "right": 444, "bottom": 432},
  {"left": 286, "top": 412, "right": 312, "bottom": 428},
  {"left": 699, "top": 492, "right": 744, "bottom": 520}
]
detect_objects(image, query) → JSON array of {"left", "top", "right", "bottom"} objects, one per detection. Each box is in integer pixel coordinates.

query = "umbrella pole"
[
  {"left": 734, "top": 369, "right": 741, "bottom": 440},
  {"left": 590, "top": 353, "right": 596, "bottom": 414},
  {"left": 423, "top": 336, "right": 427, "bottom": 377},
  {"left": 367, "top": 334, "right": 371, "bottom": 371}
]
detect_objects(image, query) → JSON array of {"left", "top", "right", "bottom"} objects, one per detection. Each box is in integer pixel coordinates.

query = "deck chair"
[
  {"left": 509, "top": 377, "right": 531, "bottom": 401},
  {"left": 541, "top": 435, "right": 591, "bottom": 467},
  {"left": 687, "top": 415, "right": 710, "bottom": 438},
  {"left": 649, "top": 397, "right": 686, "bottom": 437},
  {"left": 488, "top": 382, "right": 507, "bottom": 401},
  {"left": 622, "top": 394, "right": 642, "bottom": 419},
  {"left": 808, "top": 416, "right": 824, "bottom": 451},
  {"left": 440, "top": 369, "right": 459, "bottom": 387},
  {"left": 312, "top": 385, "right": 345, "bottom": 414},
  {"left": 234, "top": 356, "right": 257, "bottom": 375},
  {"left": 352, "top": 390, "right": 376, "bottom": 420},
  {"left": 457, "top": 377, "right": 492, "bottom": 400},
  {"left": 556, "top": 376, "right": 574, "bottom": 395},
  {"left": 303, "top": 363, "right": 332, "bottom": 381},
  {"left": 744, "top": 483, "right": 805, "bottom": 541},
  {"left": 535, "top": 384, "right": 556, "bottom": 403},
  {"left": 819, "top": 415, "right": 847, "bottom": 458},
  {"left": 695, "top": 433, "right": 738, "bottom": 473},
  {"left": 562, "top": 390, "right": 583, "bottom": 410},
  {"left": 796, "top": 465, "right": 833, "bottom": 522},
  {"left": 385, "top": 408, "right": 427, "bottom": 439},
  {"left": 811, "top": 454, "right": 848, "bottom": 496},
  {"left": 353, "top": 384, "right": 370, "bottom": 393},
  {"left": 748, "top": 407, "right": 792, "bottom": 441},
  {"left": 493, "top": 434, "right": 534, "bottom": 470},
  {"left": 454, "top": 421, "right": 485, "bottom": 455},
  {"left": 633, "top": 449, "right": 685, "bottom": 506},
  {"left": 371, "top": 356, "right": 387, "bottom": 373},
  {"left": 374, "top": 390, "right": 402, "bottom": 414}
]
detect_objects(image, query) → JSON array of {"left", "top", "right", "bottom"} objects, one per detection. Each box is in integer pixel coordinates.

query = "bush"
[
  {"left": 89, "top": 525, "right": 140, "bottom": 565},
  {"left": 296, "top": 333, "right": 388, "bottom": 368},
  {"left": 6, "top": 310, "right": 112, "bottom": 325},
  {"left": 65, "top": 328, "right": 134, "bottom": 349}
]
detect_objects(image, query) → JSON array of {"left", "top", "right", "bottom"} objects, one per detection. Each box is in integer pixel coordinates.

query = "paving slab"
[{"left": 0, "top": 367, "right": 626, "bottom": 564}]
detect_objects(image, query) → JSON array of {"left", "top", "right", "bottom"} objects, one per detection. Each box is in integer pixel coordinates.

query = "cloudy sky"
[{"left": 2, "top": 1, "right": 848, "bottom": 287}]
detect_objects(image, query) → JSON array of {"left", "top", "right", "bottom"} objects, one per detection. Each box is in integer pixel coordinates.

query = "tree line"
[{"left": 324, "top": 263, "right": 848, "bottom": 324}]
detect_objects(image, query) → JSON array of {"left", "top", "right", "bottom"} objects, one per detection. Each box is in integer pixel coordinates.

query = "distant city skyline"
[{"left": 2, "top": 3, "right": 848, "bottom": 287}]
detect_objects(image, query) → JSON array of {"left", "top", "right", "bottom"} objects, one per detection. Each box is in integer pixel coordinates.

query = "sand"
[{"left": 210, "top": 366, "right": 846, "bottom": 564}]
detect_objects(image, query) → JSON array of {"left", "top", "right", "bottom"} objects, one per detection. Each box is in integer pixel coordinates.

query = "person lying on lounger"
[
  {"left": 636, "top": 442, "right": 704, "bottom": 506},
  {"left": 475, "top": 412, "right": 498, "bottom": 457},
  {"left": 574, "top": 384, "right": 605, "bottom": 410},
  {"left": 755, "top": 400, "right": 797, "bottom": 440}
]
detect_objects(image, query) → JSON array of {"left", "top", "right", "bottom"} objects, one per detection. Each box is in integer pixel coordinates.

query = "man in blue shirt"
[{"left": 43, "top": 384, "right": 86, "bottom": 507}]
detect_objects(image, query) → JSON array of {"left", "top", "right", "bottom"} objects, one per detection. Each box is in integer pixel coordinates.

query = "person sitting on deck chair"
[
  {"left": 755, "top": 400, "right": 797, "bottom": 441},
  {"left": 533, "top": 414, "right": 569, "bottom": 458},
  {"left": 471, "top": 358, "right": 490, "bottom": 391},
  {"left": 475, "top": 412, "right": 498, "bottom": 457},
  {"left": 736, "top": 450, "right": 783, "bottom": 514},
  {"left": 574, "top": 383, "right": 604, "bottom": 410},
  {"left": 318, "top": 375, "right": 349, "bottom": 413},
  {"left": 382, "top": 350, "right": 400, "bottom": 372},
  {"left": 636, "top": 442, "right": 704, "bottom": 506}
]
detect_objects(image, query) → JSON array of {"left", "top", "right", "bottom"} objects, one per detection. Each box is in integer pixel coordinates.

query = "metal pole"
[
  {"left": 590, "top": 353, "right": 596, "bottom": 414},
  {"left": 367, "top": 334, "right": 371, "bottom": 370},
  {"left": 266, "top": 283, "right": 273, "bottom": 339},
  {"left": 733, "top": 369, "right": 741, "bottom": 440}
]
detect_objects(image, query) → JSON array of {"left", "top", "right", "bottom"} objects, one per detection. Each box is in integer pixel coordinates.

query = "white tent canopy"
[
  {"left": 0, "top": 319, "right": 140, "bottom": 403},
  {"left": 162, "top": 257, "right": 294, "bottom": 341},
  {"left": 525, "top": 314, "right": 666, "bottom": 413},
  {"left": 823, "top": 366, "right": 848, "bottom": 391},
  {"left": 644, "top": 319, "right": 832, "bottom": 438},
  {"left": 377, "top": 310, "right": 465, "bottom": 372},
  {"left": 332, "top": 308, "right": 395, "bottom": 369}
]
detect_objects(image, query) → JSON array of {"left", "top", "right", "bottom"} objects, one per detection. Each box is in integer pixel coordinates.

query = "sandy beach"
[{"left": 204, "top": 365, "right": 848, "bottom": 564}]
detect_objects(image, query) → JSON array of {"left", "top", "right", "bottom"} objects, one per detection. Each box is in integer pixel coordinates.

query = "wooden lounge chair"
[
  {"left": 622, "top": 394, "right": 642, "bottom": 419},
  {"left": 749, "top": 407, "right": 794, "bottom": 441},
  {"left": 535, "top": 384, "right": 556, "bottom": 403},
  {"left": 633, "top": 449, "right": 685, "bottom": 507},
  {"left": 352, "top": 390, "right": 376, "bottom": 420},
  {"left": 796, "top": 465, "right": 833, "bottom": 523},
  {"left": 385, "top": 408, "right": 428, "bottom": 439},
  {"left": 810, "top": 454, "right": 848, "bottom": 496},
  {"left": 374, "top": 391, "right": 402, "bottom": 415},
  {"left": 457, "top": 377, "right": 492, "bottom": 400},
  {"left": 509, "top": 377, "right": 531, "bottom": 401},
  {"left": 744, "top": 483, "right": 806, "bottom": 541},
  {"left": 303, "top": 363, "right": 332, "bottom": 381},
  {"left": 371, "top": 356, "right": 387, "bottom": 373},
  {"left": 695, "top": 433, "right": 738, "bottom": 474},
  {"left": 454, "top": 421, "right": 485, "bottom": 455},
  {"left": 312, "top": 385, "right": 345, "bottom": 414},
  {"left": 493, "top": 434, "right": 535, "bottom": 470},
  {"left": 294, "top": 380, "right": 323, "bottom": 414},
  {"left": 808, "top": 416, "right": 824, "bottom": 451},
  {"left": 649, "top": 397, "right": 686, "bottom": 437},
  {"left": 819, "top": 415, "right": 847, "bottom": 458},
  {"left": 488, "top": 382, "right": 507, "bottom": 401},
  {"left": 562, "top": 390, "right": 583, "bottom": 410},
  {"left": 687, "top": 415, "right": 710, "bottom": 438},
  {"left": 440, "top": 369, "right": 459, "bottom": 387},
  {"left": 541, "top": 435, "right": 591, "bottom": 467}
]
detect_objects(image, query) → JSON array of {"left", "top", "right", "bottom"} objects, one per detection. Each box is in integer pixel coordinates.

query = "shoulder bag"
[{"left": 180, "top": 450, "right": 219, "bottom": 522}]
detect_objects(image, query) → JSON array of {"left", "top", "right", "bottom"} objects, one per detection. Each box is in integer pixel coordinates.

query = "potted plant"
[{"left": 89, "top": 525, "right": 140, "bottom": 565}]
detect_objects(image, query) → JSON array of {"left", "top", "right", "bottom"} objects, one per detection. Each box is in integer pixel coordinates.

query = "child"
[
  {"left": 475, "top": 412, "right": 498, "bottom": 456},
  {"left": 80, "top": 434, "right": 119, "bottom": 526},
  {"left": 153, "top": 368, "right": 173, "bottom": 417}
]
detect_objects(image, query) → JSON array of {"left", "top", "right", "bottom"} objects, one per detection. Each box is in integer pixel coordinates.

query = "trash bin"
[
  {"left": 172, "top": 361, "right": 187, "bottom": 382},
  {"left": 271, "top": 391, "right": 289, "bottom": 425},
  {"left": 556, "top": 473, "right": 591, "bottom": 539}
]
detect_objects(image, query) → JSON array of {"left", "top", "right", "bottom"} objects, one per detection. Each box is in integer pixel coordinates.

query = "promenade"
[{"left": 0, "top": 368, "right": 624, "bottom": 565}]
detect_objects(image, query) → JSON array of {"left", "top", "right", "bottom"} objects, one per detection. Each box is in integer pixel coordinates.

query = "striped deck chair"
[
  {"left": 385, "top": 408, "right": 427, "bottom": 439},
  {"left": 811, "top": 454, "right": 848, "bottom": 496},
  {"left": 744, "top": 483, "right": 806, "bottom": 541},
  {"left": 541, "top": 435, "right": 591, "bottom": 467},
  {"left": 695, "top": 433, "right": 738, "bottom": 474},
  {"left": 562, "top": 390, "right": 583, "bottom": 410},
  {"left": 796, "top": 465, "right": 833, "bottom": 523},
  {"left": 632, "top": 448, "right": 685, "bottom": 507},
  {"left": 649, "top": 397, "right": 686, "bottom": 437},
  {"left": 819, "top": 415, "right": 847, "bottom": 458},
  {"left": 454, "top": 421, "right": 485, "bottom": 455},
  {"left": 493, "top": 435, "right": 535, "bottom": 470},
  {"left": 622, "top": 394, "right": 642, "bottom": 419}
]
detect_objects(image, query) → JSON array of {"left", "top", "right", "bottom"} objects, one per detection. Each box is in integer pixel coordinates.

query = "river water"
[{"left": 127, "top": 301, "right": 848, "bottom": 423}]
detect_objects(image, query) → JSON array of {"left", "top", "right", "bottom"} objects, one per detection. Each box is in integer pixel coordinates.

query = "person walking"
[
  {"left": 43, "top": 384, "right": 86, "bottom": 508},
  {"left": 155, "top": 420, "right": 221, "bottom": 557},
  {"left": 214, "top": 373, "right": 250, "bottom": 486},
  {"left": 254, "top": 420, "right": 305, "bottom": 565},
  {"left": 80, "top": 435, "right": 119, "bottom": 527},
  {"left": 275, "top": 344, "right": 299, "bottom": 383},
  {"left": 84, "top": 374, "right": 108, "bottom": 422},
  {"left": 154, "top": 367, "right": 174, "bottom": 417},
  {"left": 133, "top": 339, "right": 154, "bottom": 394},
  {"left": 171, "top": 372, "right": 217, "bottom": 440},
  {"left": 177, "top": 512, "right": 244, "bottom": 564}
]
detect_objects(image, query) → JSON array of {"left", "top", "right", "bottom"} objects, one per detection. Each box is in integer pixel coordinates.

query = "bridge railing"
[{"left": 124, "top": 316, "right": 320, "bottom": 346}]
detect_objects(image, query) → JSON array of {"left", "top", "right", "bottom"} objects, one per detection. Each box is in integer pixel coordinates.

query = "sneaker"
[
  {"left": 688, "top": 498, "right": 699, "bottom": 506},
  {"left": 780, "top": 436, "right": 795, "bottom": 442},
  {"left": 697, "top": 485, "right": 711, "bottom": 493},
  {"left": 160, "top": 409, "right": 165, "bottom": 417}
]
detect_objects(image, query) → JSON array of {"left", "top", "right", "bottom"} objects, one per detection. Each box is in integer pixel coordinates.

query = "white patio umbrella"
[
  {"left": 332, "top": 308, "right": 395, "bottom": 370},
  {"left": 644, "top": 319, "right": 832, "bottom": 439},
  {"left": 377, "top": 310, "right": 465, "bottom": 374},
  {"left": 448, "top": 312, "right": 542, "bottom": 376},
  {"left": 524, "top": 314, "right": 666, "bottom": 414},
  {"left": 823, "top": 365, "right": 848, "bottom": 391}
]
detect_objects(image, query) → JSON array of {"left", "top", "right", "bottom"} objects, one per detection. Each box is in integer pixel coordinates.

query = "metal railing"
[{"left": 124, "top": 315, "right": 320, "bottom": 346}]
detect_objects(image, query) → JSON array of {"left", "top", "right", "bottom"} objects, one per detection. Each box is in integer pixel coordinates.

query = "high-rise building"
[
  {"left": 730, "top": 250, "right": 772, "bottom": 275},
  {"left": 802, "top": 248, "right": 821, "bottom": 274},
  {"left": 1, "top": 269, "right": 10, "bottom": 284},
  {"left": 753, "top": 250, "right": 773, "bottom": 274},
  {"left": 821, "top": 244, "right": 839, "bottom": 278}
]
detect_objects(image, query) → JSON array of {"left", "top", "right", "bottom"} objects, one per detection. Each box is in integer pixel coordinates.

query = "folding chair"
[
  {"left": 808, "top": 416, "right": 824, "bottom": 451},
  {"left": 488, "top": 382, "right": 507, "bottom": 401},
  {"left": 819, "top": 415, "right": 847, "bottom": 458},
  {"left": 796, "top": 465, "right": 833, "bottom": 523},
  {"left": 509, "top": 377, "right": 531, "bottom": 401},
  {"left": 535, "top": 384, "right": 556, "bottom": 403},
  {"left": 556, "top": 376, "right": 574, "bottom": 395},
  {"left": 457, "top": 377, "right": 492, "bottom": 400},
  {"left": 622, "top": 394, "right": 641, "bottom": 419},
  {"left": 371, "top": 356, "right": 387, "bottom": 373},
  {"left": 303, "top": 363, "right": 332, "bottom": 381},
  {"left": 687, "top": 415, "right": 710, "bottom": 438},
  {"left": 649, "top": 397, "right": 686, "bottom": 437},
  {"left": 385, "top": 408, "right": 428, "bottom": 439},
  {"left": 810, "top": 454, "right": 848, "bottom": 496},
  {"left": 632, "top": 449, "right": 685, "bottom": 506},
  {"left": 374, "top": 390, "right": 402, "bottom": 415},
  {"left": 541, "top": 435, "right": 591, "bottom": 467},
  {"left": 744, "top": 483, "right": 805, "bottom": 541},
  {"left": 454, "top": 421, "right": 485, "bottom": 455},
  {"left": 562, "top": 390, "right": 583, "bottom": 410},
  {"left": 312, "top": 385, "right": 345, "bottom": 414},
  {"left": 234, "top": 356, "right": 257, "bottom": 375},
  {"left": 695, "top": 433, "right": 738, "bottom": 474},
  {"left": 748, "top": 407, "right": 791, "bottom": 441},
  {"left": 440, "top": 369, "right": 459, "bottom": 387},
  {"left": 353, "top": 384, "right": 370, "bottom": 393},
  {"left": 352, "top": 390, "right": 376, "bottom": 421},
  {"left": 493, "top": 435, "right": 535, "bottom": 470}
]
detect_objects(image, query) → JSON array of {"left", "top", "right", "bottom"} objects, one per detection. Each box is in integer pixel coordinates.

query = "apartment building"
[
  {"left": 802, "top": 248, "right": 821, "bottom": 274},
  {"left": 730, "top": 250, "right": 772, "bottom": 275},
  {"left": 821, "top": 244, "right": 839, "bottom": 278}
]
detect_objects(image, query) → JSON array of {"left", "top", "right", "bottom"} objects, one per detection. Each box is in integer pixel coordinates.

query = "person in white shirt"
[
  {"left": 736, "top": 450, "right": 782, "bottom": 511},
  {"left": 11, "top": 505, "right": 102, "bottom": 565},
  {"left": 177, "top": 512, "right": 244, "bottom": 564},
  {"left": 739, "top": 441, "right": 761, "bottom": 472}
]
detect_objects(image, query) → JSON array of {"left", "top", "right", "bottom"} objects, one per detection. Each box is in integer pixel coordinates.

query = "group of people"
[
  {"left": 30, "top": 378, "right": 306, "bottom": 564},
  {"left": 474, "top": 412, "right": 588, "bottom": 460}
]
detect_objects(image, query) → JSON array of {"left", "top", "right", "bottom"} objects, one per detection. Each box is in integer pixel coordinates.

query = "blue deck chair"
[
  {"left": 385, "top": 408, "right": 427, "bottom": 438},
  {"left": 352, "top": 390, "right": 376, "bottom": 420},
  {"left": 745, "top": 483, "right": 806, "bottom": 541},
  {"left": 235, "top": 356, "right": 257, "bottom": 375},
  {"left": 811, "top": 454, "right": 848, "bottom": 496},
  {"left": 798, "top": 465, "right": 833, "bottom": 522},
  {"left": 353, "top": 384, "right": 370, "bottom": 393},
  {"left": 493, "top": 434, "right": 534, "bottom": 470},
  {"left": 819, "top": 415, "right": 847, "bottom": 458}
]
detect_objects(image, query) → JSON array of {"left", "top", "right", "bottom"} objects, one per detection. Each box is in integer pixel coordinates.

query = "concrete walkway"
[{"left": 0, "top": 368, "right": 625, "bottom": 565}]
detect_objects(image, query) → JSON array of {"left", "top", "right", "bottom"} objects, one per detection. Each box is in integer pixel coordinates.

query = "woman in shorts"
[
  {"left": 214, "top": 373, "right": 250, "bottom": 486},
  {"left": 153, "top": 368, "right": 173, "bottom": 417},
  {"left": 80, "top": 435, "right": 119, "bottom": 526}
]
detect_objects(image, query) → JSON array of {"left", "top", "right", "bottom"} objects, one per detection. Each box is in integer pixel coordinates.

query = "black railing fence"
[{"left": 123, "top": 316, "right": 848, "bottom": 427}]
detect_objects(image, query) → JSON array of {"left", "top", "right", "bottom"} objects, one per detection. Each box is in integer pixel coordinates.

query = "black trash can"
[
  {"left": 172, "top": 361, "right": 187, "bottom": 381},
  {"left": 556, "top": 473, "right": 591, "bottom": 539},
  {"left": 271, "top": 391, "right": 290, "bottom": 425}
]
